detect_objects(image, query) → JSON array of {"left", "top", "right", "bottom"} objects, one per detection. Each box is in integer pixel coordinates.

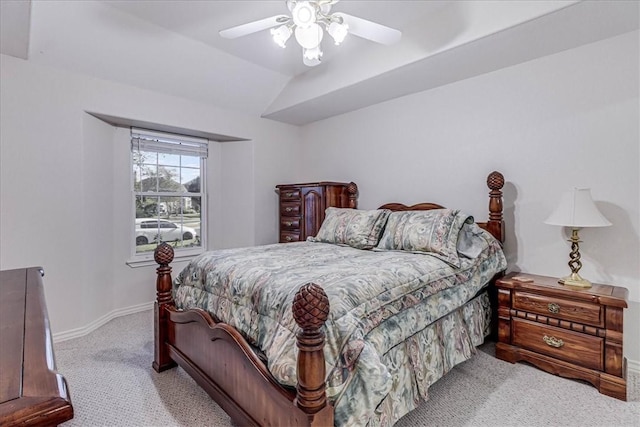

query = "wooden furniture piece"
[
  {"left": 153, "top": 171, "right": 505, "bottom": 427},
  {"left": 495, "top": 272, "right": 628, "bottom": 401},
  {"left": 275, "top": 182, "right": 358, "bottom": 243},
  {"left": 0, "top": 267, "right": 74, "bottom": 426}
]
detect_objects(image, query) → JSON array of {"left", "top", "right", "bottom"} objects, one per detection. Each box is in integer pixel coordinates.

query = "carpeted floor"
[{"left": 56, "top": 310, "right": 639, "bottom": 427}]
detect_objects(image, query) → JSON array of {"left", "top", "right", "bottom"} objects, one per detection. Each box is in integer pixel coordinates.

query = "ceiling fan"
[{"left": 219, "top": 0, "right": 402, "bottom": 67}]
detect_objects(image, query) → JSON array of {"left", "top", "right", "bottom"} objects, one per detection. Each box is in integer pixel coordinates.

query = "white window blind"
[{"left": 131, "top": 128, "right": 208, "bottom": 158}]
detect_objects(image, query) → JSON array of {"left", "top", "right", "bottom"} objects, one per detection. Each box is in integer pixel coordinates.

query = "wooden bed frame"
[{"left": 152, "top": 171, "right": 505, "bottom": 427}]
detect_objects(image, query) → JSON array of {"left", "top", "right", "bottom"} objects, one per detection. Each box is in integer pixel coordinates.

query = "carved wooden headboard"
[{"left": 378, "top": 171, "right": 505, "bottom": 243}]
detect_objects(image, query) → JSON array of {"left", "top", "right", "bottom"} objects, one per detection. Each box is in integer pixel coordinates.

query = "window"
[{"left": 131, "top": 128, "right": 207, "bottom": 259}]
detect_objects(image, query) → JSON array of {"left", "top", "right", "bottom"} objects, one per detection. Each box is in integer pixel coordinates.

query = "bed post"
[
  {"left": 292, "top": 283, "right": 333, "bottom": 426},
  {"left": 486, "top": 171, "right": 505, "bottom": 243},
  {"left": 153, "top": 242, "right": 176, "bottom": 372}
]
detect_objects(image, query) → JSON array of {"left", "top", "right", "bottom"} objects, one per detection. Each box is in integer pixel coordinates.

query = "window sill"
[{"left": 126, "top": 250, "right": 203, "bottom": 268}]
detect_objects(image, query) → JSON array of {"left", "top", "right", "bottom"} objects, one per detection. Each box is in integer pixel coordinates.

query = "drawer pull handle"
[
  {"left": 547, "top": 303, "right": 560, "bottom": 314},
  {"left": 285, "top": 236, "right": 293, "bottom": 241},
  {"left": 285, "top": 192, "right": 294, "bottom": 197},
  {"left": 284, "top": 221, "right": 293, "bottom": 226},
  {"left": 543, "top": 335, "right": 564, "bottom": 348},
  {"left": 285, "top": 207, "right": 293, "bottom": 212}
]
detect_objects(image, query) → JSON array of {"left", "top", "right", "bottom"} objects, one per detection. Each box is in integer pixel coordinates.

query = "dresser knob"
[
  {"left": 285, "top": 192, "right": 294, "bottom": 197},
  {"left": 547, "top": 303, "right": 560, "bottom": 314},
  {"left": 285, "top": 221, "right": 292, "bottom": 226},
  {"left": 285, "top": 207, "right": 293, "bottom": 212},
  {"left": 285, "top": 236, "right": 293, "bottom": 241},
  {"left": 543, "top": 335, "right": 564, "bottom": 348}
]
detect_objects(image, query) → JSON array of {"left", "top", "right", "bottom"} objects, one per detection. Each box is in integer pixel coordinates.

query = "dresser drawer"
[
  {"left": 279, "top": 189, "right": 301, "bottom": 200},
  {"left": 280, "top": 202, "right": 301, "bottom": 217},
  {"left": 512, "top": 318, "right": 603, "bottom": 371},
  {"left": 513, "top": 291, "right": 603, "bottom": 327},
  {"left": 280, "top": 231, "right": 301, "bottom": 243},
  {"left": 280, "top": 217, "right": 300, "bottom": 229}
]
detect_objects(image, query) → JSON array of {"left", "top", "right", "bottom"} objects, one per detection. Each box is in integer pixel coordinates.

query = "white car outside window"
[{"left": 135, "top": 219, "right": 198, "bottom": 246}]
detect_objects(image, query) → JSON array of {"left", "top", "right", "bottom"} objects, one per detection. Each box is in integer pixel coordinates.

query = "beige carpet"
[{"left": 56, "top": 310, "right": 639, "bottom": 426}]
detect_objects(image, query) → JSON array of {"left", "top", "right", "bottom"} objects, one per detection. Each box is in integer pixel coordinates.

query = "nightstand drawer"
[
  {"left": 512, "top": 318, "right": 603, "bottom": 371},
  {"left": 513, "top": 291, "right": 603, "bottom": 327}
]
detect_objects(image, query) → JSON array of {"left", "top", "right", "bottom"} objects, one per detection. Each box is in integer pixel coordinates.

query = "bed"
[{"left": 152, "top": 171, "right": 506, "bottom": 427}]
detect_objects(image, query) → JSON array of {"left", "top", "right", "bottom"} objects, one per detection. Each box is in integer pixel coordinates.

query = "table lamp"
[{"left": 544, "top": 188, "right": 611, "bottom": 288}]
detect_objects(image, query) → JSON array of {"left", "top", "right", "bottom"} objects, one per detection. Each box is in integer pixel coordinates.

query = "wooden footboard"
[{"left": 153, "top": 245, "right": 333, "bottom": 426}]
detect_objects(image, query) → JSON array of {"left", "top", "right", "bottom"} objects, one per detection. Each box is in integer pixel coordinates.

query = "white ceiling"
[
  {"left": 1, "top": 1, "right": 638, "bottom": 125},
  {"left": 106, "top": 0, "right": 451, "bottom": 77}
]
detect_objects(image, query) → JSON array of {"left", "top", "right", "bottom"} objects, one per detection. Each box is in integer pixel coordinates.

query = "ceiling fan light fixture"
[
  {"left": 271, "top": 24, "right": 292, "bottom": 48},
  {"left": 294, "top": 23, "right": 323, "bottom": 49},
  {"left": 220, "top": 0, "right": 402, "bottom": 67},
  {"left": 292, "top": 1, "right": 316, "bottom": 28},
  {"left": 327, "top": 20, "right": 348, "bottom": 45}
]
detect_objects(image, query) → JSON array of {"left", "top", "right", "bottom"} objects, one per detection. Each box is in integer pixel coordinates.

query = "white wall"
[
  {"left": 299, "top": 31, "right": 640, "bottom": 362},
  {"left": 220, "top": 141, "right": 255, "bottom": 249},
  {"left": 0, "top": 54, "right": 302, "bottom": 335},
  {"left": 81, "top": 114, "right": 115, "bottom": 322}
]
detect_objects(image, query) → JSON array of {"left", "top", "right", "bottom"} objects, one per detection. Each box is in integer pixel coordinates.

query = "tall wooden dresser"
[{"left": 275, "top": 182, "right": 358, "bottom": 243}]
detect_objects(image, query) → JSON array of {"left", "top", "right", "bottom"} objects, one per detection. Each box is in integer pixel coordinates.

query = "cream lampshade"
[{"left": 544, "top": 188, "right": 611, "bottom": 288}]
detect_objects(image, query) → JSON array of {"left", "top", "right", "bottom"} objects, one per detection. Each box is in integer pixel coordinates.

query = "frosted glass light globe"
[
  {"left": 295, "top": 23, "right": 323, "bottom": 49},
  {"left": 270, "top": 25, "right": 292, "bottom": 48},
  {"left": 292, "top": 1, "right": 316, "bottom": 28},
  {"left": 328, "top": 21, "right": 348, "bottom": 45}
]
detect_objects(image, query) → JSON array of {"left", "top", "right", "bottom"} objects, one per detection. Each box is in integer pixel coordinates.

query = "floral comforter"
[{"left": 173, "top": 226, "right": 506, "bottom": 426}]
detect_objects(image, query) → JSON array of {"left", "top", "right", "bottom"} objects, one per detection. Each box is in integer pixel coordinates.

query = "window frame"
[{"left": 128, "top": 128, "right": 208, "bottom": 265}]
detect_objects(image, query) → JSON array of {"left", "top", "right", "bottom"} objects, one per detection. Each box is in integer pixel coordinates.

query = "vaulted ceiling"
[{"left": 1, "top": 1, "right": 638, "bottom": 125}]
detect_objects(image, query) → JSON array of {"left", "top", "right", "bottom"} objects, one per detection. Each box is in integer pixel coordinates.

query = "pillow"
[
  {"left": 375, "top": 209, "right": 473, "bottom": 267},
  {"left": 310, "top": 208, "right": 391, "bottom": 249}
]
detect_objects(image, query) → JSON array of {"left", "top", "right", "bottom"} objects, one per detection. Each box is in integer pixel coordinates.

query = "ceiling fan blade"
[
  {"left": 318, "top": 0, "right": 340, "bottom": 14},
  {"left": 335, "top": 13, "right": 402, "bottom": 45},
  {"left": 219, "top": 15, "right": 290, "bottom": 39}
]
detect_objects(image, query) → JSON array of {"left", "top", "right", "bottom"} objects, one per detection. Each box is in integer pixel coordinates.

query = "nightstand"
[{"left": 495, "top": 272, "right": 628, "bottom": 401}]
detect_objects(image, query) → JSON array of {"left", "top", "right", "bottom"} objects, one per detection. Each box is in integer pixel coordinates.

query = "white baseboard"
[
  {"left": 628, "top": 358, "right": 640, "bottom": 376},
  {"left": 53, "top": 301, "right": 154, "bottom": 343}
]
